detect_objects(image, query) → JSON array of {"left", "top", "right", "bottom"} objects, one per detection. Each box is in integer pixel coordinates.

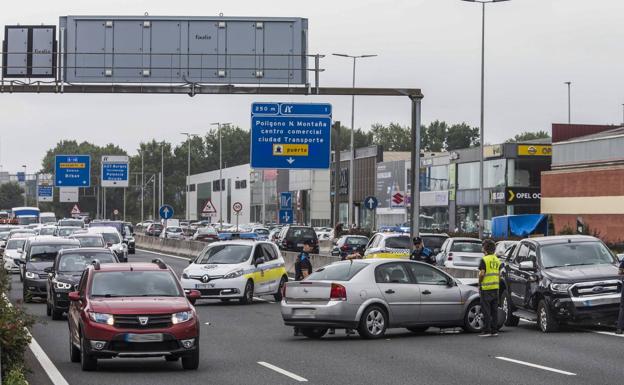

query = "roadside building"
[
  {"left": 250, "top": 169, "right": 278, "bottom": 224},
  {"left": 541, "top": 126, "right": 624, "bottom": 245},
  {"left": 451, "top": 141, "right": 551, "bottom": 233},
  {"left": 187, "top": 164, "right": 252, "bottom": 224}
]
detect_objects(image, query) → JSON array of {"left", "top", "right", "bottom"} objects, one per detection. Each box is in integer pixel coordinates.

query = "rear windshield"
[
  {"left": 198, "top": 227, "right": 217, "bottom": 234},
  {"left": 151, "top": 224, "right": 163, "bottom": 230},
  {"left": 58, "top": 252, "right": 116, "bottom": 272},
  {"left": 29, "top": 244, "right": 77, "bottom": 262},
  {"left": 385, "top": 236, "right": 412, "bottom": 249},
  {"left": 168, "top": 227, "right": 182, "bottom": 233},
  {"left": 307, "top": 262, "right": 367, "bottom": 281},
  {"left": 255, "top": 229, "right": 270, "bottom": 235},
  {"left": 38, "top": 227, "right": 56, "bottom": 236},
  {"left": 101, "top": 233, "right": 121, "bottom": 244},
  {"left": 540, "top": 241, "right": 616, "bottom": 269},
  {"left": 58, "top": 228, "right": 78, "bottom": 236},
  {"left": 346, "top": 237, "right": 369, "bottom": 246},
  {"left": 6, "top": 239, "right": 26, "bottom": 249},
  {"left": 287, "top": 227, "right": 316, "bottom": 239},
  {"left": 196, "top": 244, "right": 252, "bottom": 264},
  {"left": 422, "top": 236, "right": 448, "bottom": 250},
  {"left": 450, "top": 241, "right": 482, "bottom": 253},
  {"left": 76, "top": 237, "right": 105, "bottom": 247},
  {"left": 91, "top": 271, "right": 181, "bottom": 297}
]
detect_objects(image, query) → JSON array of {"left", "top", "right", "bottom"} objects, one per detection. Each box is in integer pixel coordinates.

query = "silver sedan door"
[
  {"left": 374, "top": 262, "right": 421, "bottom": 326},
  {"left": 405, "top": 263, "right": 463, "bottom": 323}
]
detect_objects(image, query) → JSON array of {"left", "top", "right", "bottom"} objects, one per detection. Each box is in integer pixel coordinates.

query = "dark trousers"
[
  {"left": 480, "top": 289, "right": 499, "bottom": 334},
  {"left": 618, "top": 290, "right": 624, "bottom": 330}
]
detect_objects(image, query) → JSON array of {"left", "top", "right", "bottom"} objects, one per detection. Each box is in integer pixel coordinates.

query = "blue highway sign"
[
  {"left": 280, "top": 192, "right": 292, "bottom": 210},
  {"left": 159, "top": 204, "right": 174, "bottom": 220},
  {"left": 101, "top": 155, "right": 129, "bottom": 187},
  {"left": 363, "top": 196, "right": 379, "bottom": 210},
  {"left": 251, "top": 102, "right": 332, "bottom": 169},
  {"left": 279, "top": 209, "right": 294, "bottom": 225},
  {"left": 37, "top": 185, "right": 53, "bottom": 202},
  {"left": 17, "top": 172, "right": 25, "bottom": 182},
  {"left": 55, "top": 155, "right": 91, "bottom": 187}
]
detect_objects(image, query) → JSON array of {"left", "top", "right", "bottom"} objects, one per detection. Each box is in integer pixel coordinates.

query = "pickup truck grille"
[
  {"left": 114, "top": 314, "right": 172, "bottom": 329},
  {"left": 570, "top": 280, "right": 622, "bottom": 298}
]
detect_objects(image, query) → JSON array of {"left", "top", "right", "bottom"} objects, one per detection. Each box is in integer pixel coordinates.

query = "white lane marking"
[
  {"left": 257, "top": 361, "right": 308, "bottom": 382},
  {"left": 519, "top": 319, "right": 536, "bottom": 324},
  {"left": 495, "top": 356, "right": 577, "bottom": 376},
  {"left": 3, "top": 295, "right": 70, "bottom": 385},
  {"left": 135, "top": 248, "right": 191, "bottom": 261},
  {"left": 582, "top": 329, "right": 624, "bottom": 338},
  {"left": 253, "top": 296, "right": 276, "bottom": 304}
]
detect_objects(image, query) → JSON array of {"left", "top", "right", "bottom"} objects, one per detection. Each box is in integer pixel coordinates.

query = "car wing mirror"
[
  {"left": 68, "top": 291, "right": 81, "bottom": 301},
  {"left": 617, "top": 254, "right": 624, "bottom": 262},
  {"left": 255, "top": 257, "right": 265, "bottom": 266},
  {"left": 519, "top": 261, "right": 536, "bottom": 271},
  {"left": 433, "top": 248, "right": 440, "bottom": 254}
]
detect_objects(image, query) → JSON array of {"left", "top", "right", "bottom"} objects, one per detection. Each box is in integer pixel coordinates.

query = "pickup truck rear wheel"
[
  {"left": 537, "top": 300, "right": 559, "bottom": 333},
  {"left": 502, "top": 289, "right": 520, "bottom": 327}
]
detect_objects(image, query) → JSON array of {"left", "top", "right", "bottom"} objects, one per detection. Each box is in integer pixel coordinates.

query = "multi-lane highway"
[{"left": 8, "top": 249, "right": 624, "bottom": 385}]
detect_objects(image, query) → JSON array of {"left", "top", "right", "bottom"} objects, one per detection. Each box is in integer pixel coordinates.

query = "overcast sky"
[{"left": 1, "top": 0, "right": 623, "bottom": 173}]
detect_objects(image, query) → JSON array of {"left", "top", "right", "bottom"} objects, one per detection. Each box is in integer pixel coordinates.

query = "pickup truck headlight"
[
  {"left": 25, "top": 271, "right": 36, "bottom": 279},
  {"left": 182, "top": 272, "right": 190, "bottom": 279},
  {"left": 88, "top": 312, "right": 115, "bottom": 325},
  {"left": 550, "top": 283, "right": 571, "bottom": 293},
  {"left": 171, "top": 311, "right": 194, "bottom": 324},
  {"left": 224, "top": 269, "right": 244, "bottom": 279},
  {"left": 53, "top": 279, "right": 72, "bottom": 290}
]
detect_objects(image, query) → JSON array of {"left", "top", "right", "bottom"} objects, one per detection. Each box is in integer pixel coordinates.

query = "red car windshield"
[{"left": 90, "top": 271, "right": 181, "bottom": 297}]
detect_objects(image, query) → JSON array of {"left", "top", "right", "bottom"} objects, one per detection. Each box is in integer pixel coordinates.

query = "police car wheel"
[
  {"left": 240, "top": 281, "right": 254, "bottom": 304},
  {"left": 274, "top": 277, "right": 287, "bottom": 302}
]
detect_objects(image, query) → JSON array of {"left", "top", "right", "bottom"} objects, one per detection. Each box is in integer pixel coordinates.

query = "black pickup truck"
[{"left": 499, "top": 235, "right": 622, "bottom": 333}]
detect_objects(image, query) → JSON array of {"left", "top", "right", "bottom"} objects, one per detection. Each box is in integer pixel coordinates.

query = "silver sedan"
[{"left": 281, "top": 259, "right": 485, "bottom": 339}]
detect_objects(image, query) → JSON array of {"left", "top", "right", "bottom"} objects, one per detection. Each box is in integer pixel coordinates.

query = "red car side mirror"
[
  {"left": 186, "top": 290, "right": 201, "bottom": 300},
  {"left": 68, "top": 291, "right": 81, "bottom": 301}
]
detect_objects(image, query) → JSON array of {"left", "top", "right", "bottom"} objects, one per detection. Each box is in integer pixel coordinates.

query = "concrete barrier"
[{"left": 135, "top": 235, "right": 478, "bottom": 279}]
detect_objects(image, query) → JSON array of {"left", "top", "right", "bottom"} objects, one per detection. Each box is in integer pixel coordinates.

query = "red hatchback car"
[{"left": 67, "top": 259, "right": 201, "bottom": 371}]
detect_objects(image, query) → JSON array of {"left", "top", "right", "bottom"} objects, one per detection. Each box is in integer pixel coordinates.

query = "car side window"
[
  {"left": 253, "top": 245, "right": 264, "bottom": 262},
  {"left": 375, "top": 263, "right": 412, "bottom": 284},
  {"left": 440, "top": 239, "right": 449, "bottom": 253},
  {"left": 407, "top": 263, "right": 449, "bottom": 285},
  {"left": 515, "top": 243, "right": 530, "bottom": 264},
  {"left": 78, "top": 269, "right": 89, "bottom": 295},
  {"left": 262, "top": 244, "right": 277, "bottom": 261},
  {"left": 528, "top": 245, "right": 537, "bottom": 263}
]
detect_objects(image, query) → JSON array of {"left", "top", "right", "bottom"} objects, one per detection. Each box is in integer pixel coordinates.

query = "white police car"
[{"left": 181, "top": 238, "right": 288, "bottom": 304}]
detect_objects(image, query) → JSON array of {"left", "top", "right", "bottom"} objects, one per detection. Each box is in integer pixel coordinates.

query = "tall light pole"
[
  {"left": 140, "top": 150, "right": 144, "bottom": 224},
  {"left": 211, "top": 122, "right": 231, "bottom": 227},
  {"left": 22, "top": 165, "right": 27, "bottom": 206},
  {"left": 180, "top": 133, "right": 198, "bottom": 221},
  {"left": 160, "top": 142, "right": 165, "bottom": 209},
  {"left": 462, "top": 0, "right": 510, "bottom": 239},
  {"left": 332, "top": 53, "right": 377, "bottom": 227},
  {"left": 621, "top": 103, "right": 624, "bottom": 125},
  {"left": 565, "top": 81, "right": 571, "bottom": 124}
]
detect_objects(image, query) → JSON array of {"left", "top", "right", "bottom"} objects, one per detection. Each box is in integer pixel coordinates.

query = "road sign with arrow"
[
  {"left": 279, "top": 209, "right": 293, "bottom": 224},
  {"left": 363, "top": 196, "right": 378, "bottom": 210},
  {"left": 159, "top": 204, "right": 174, "bottom": 220},
  {"left": 250, "top": 102, "right": 332, "bottom": 169}
]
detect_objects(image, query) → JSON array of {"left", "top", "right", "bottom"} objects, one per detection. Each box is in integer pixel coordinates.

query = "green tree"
[
  {"left": 370, "top": 123, "right": 411, "bottom": 151},
  {"left": 0, "top": 182, "right": 25, "bottom": 209},
  {"left": 334, "top": 123, "right": 373, "bottom": 151},
  {"left": 422, "top": 120, "right": 449, "bottom": 152},
  {"left": 446, "top": 123, "right": 480, "bottom": 150},
  {"left": 505, "top": 130, "right": 550, "bottom": 143}
]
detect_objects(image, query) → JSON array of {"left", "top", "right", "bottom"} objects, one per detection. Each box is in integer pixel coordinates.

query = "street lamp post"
[
  {"left": 180, "top": 133, "right": 198, "bottom": 221},
  {"left": 565, "top": 81, "right": 572, "bottom": 124},
  {"left": 211, "top": 122, "right": 231, "bottom": 227},
  {"left": 332, "top": 53, "right": 377, "bottom": 227},
  {"left": 462, "top": 0, "right": 510, "bottom": 239}
]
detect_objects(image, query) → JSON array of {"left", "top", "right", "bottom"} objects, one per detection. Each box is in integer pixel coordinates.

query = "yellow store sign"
[{"left": 517, "top": 144, "right": 552, "bottom": 156}]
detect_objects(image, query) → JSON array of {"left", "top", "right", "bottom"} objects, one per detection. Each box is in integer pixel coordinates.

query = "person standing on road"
[
  {"left": 617, "top": 257, "right": 624, "bottom": 334},
  {"left": 293, "top": 241, "right": 313, "bottom": 337},
  {"left": 478, "top": 239, "right": 500, "bottom": 337},
  {"left": 410, "top": 237, "right": 433, "bottom": 264}
]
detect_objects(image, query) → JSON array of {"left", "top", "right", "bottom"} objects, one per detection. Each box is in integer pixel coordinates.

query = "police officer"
[
  {"left": 478, "top": 239, "right": 500, "bottom": 337},
  {"left": 293, "top": 241, "right": 313, "bottom": 336},
  {"left": 410, "top": 237, "right": 433, "bottom": 264},
  {"left": 617, "top": 257, "right": 624, "bottom": 334}
]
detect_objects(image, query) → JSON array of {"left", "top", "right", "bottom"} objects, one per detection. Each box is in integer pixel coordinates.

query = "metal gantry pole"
[
  {"left": 161, "top": 143, "right": 164, "bottom": 208},
  {"left": 187, "top": 138, "right": 191, "bottom": 220},
  {"left": 409, "top": 97, "right": 422, "bottom": 243},
  {"left": 141, "top": 151, "right": 144, "bottom": 223},
  {"left": 219, "top": 123, "right": 223, "bottom": 226},
  {"left": 261, "top": 169, "right": 266, "bottom": 225},
  {"left": 348, "top": 57, "right": 356, "bottom": 227},
  {"left": 478, "top": 1, "right": 485, "bottom": 239}
]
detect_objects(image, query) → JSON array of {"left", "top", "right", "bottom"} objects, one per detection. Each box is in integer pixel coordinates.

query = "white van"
[{"left": 39, "top": 212, "right": 57, "bottom": 225}]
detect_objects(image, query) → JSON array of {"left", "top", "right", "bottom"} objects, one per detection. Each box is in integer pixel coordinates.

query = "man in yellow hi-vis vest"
[{"left": 478, "top": 239, "right": 500, "bottom": 337}]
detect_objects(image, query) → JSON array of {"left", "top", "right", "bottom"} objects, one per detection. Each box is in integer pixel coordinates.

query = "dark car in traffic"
[
  {"left": 500, "top": 235, "right": 623, "bottom": 333},
  {"left": 45, "top": 248, "right": 119, "bottom": 319},
  {"left": 277, "top": 225, "right": 319, "bottom": 254},
  {"left": 146, "top": 223, "right": 163, "bottom": 237},
  {"left": 331, "top": 235, "right": 369, "bottom": 258},
  {"left": 67, "top": 260, "right": 201, "bottom": 371},
  {"left": 18, "top": 236, "right": 80, "bottom": 301}
]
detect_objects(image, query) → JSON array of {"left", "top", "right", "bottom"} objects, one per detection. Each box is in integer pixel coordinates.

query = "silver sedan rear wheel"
[{"left": 358, "top": 306, "right": 387, "bottom": 339}]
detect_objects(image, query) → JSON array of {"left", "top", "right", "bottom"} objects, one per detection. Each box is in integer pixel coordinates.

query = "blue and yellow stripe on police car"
[
  {"left": 364, "top": 249, "right": 410, "bottom": 259},
  {"left": 243, "top": 263, "right": 287, "bottom": 285}
]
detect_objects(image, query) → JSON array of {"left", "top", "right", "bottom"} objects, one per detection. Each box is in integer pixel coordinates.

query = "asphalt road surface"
[{"left": 8, "top": 249, "right": 624, "bottom": 385}]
